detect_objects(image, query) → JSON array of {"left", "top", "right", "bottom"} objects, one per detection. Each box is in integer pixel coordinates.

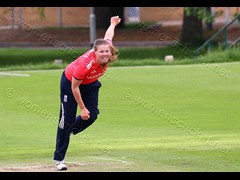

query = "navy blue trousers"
[{"left": 54, "top": 71, "right": 101, "bottom": 161}]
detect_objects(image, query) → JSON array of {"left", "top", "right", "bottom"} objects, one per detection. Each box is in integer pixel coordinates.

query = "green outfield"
[{"left": 0, "top": 62, "right": 240, "bottom": 172}]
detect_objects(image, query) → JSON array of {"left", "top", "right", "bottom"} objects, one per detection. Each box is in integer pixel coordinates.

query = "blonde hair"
[{"left": 93, "top": 39, "right": 119, "bottom": 63}]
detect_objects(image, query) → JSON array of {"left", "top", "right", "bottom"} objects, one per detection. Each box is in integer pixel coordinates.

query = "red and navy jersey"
[{"left": 65, "top": 49, "right": 108, "bottom": 84}]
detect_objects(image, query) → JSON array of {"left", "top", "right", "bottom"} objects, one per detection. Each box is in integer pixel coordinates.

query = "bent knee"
[{"left": 89, "top": 113, "right": 98, "bottom": 122}]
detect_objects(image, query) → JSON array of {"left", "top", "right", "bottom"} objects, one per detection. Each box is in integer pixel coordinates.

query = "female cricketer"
[{"left": 53, "top": 16, "right": 121, "bottom": 170}]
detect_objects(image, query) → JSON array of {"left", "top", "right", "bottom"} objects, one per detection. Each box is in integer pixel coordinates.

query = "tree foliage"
[
  {"left": 181, "top": 7, "right": 225, "bottom": 46},
  {"left": 34, "top": 7, "right": 46, "bottom": 21},
  {"left": 184, "top": 7, "right": 223, "bottom": 24}
]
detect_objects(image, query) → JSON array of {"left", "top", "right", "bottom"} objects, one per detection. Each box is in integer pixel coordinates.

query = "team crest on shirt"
[{"left": 90, "top": 70, "right": 97, "bottom": 74}]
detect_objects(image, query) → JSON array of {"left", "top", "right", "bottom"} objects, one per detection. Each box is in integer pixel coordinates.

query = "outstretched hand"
[{"left": 111, "top": 16, "right": 121, "bottom": 26}]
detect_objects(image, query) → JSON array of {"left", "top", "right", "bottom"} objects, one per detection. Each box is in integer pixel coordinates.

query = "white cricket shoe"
[{"left": 55, "top": 160, "right": 68, "bottom": 171}]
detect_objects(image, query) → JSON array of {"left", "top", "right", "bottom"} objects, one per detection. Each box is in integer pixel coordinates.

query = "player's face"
[{"left": 95, "top": 45, "right": 112, "bottom": 66}]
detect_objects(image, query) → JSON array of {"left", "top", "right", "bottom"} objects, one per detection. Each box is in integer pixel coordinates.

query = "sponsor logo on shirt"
[
  {"left": 86, "top": 72, "right": 104, "bottom": 80},
  {"left": 86, "top": 60, "right": 95, "bottom": 69}
]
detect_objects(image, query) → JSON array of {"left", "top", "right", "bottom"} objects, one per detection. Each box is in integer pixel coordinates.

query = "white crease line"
[
  {"left": 0, "top": 72, "right": 30, "bottom": 77},
  {"left": 66, "top": 162, "right": 87, "bottom": 166},
  {"left": 0, "top": 162, "right": 86, "bottom": 170},
  {"left": 88, "top": 156, "right": 134, "bottom": 164}
]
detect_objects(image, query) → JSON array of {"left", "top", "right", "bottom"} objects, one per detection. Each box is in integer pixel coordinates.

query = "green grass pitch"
[{"left": 0, "top": 62, "right": 240, "bottom": 172}]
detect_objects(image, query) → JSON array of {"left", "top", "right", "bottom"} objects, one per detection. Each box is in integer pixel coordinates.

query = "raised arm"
[{"left": 104, "top": 16, "right": 121, "bottom": 41}]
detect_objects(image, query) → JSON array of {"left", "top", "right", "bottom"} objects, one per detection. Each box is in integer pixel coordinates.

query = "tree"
[
  {"left": 205, "top": 7, "right": 213, "bottom": 30},
  {"left": 180, "top": 7, "right": 225, "bottom": 46},
  {"left": 94, "top": 7, "right": 124, "bottom": 29},
  {"left": 180, "top": 7, "right": 204, "bottom": 46}
]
